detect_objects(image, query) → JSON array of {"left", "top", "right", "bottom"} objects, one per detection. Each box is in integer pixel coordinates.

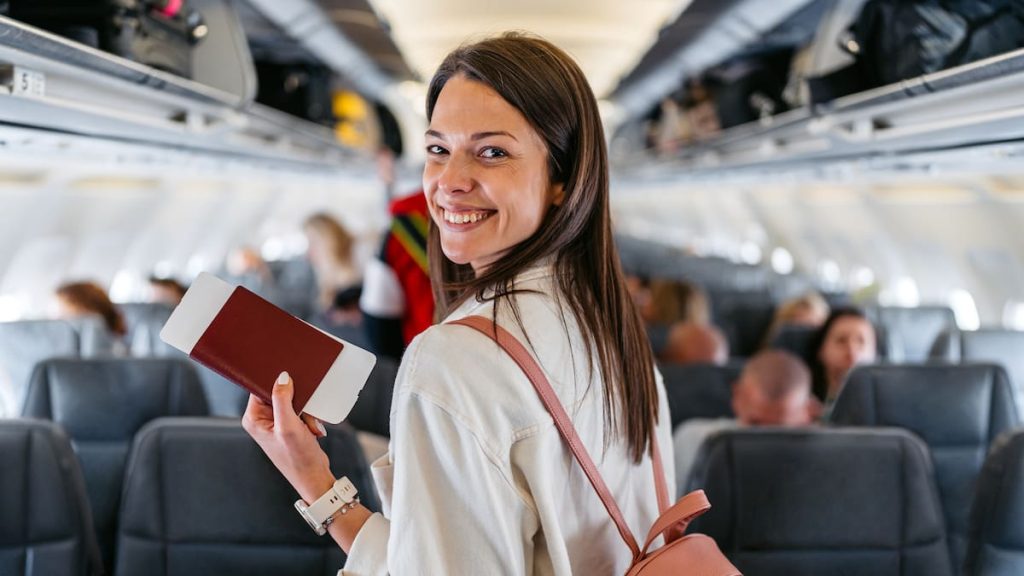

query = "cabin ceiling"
[{"left": 361, "top": 0, "right": 691, "bottom": 99}]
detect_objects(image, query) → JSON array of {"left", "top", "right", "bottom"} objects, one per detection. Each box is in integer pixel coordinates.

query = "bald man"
[
  {"left": 672, "top": 350, "right": 819, "bottom": 495},
  {"left": 660, "top": 321, "right": 729, "bottom": 365}
]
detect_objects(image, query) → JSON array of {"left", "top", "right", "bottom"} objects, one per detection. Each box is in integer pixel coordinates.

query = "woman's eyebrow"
[{"left": 424, "top": 129, "right": 518, "bottom": 142}]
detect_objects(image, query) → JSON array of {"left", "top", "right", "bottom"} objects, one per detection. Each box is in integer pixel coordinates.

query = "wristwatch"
[{"left": 294, "top": 477, "right": 360, "bottom": 536}]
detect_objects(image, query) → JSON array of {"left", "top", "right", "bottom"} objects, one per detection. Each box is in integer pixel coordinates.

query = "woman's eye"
[
  {"left": 480, "top": 147, "right": 508, "bottom": 159},
  {"left": 426, "top": 144, "right": 447, "bottom": 155}
]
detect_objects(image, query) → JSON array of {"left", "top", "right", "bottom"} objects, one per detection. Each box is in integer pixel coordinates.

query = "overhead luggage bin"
[
  {"left": 0, "top": 14, "right": 356, "bottom": 169},
  {"left": 639, "top": 46, "right": 1024, "bottom": 177}
]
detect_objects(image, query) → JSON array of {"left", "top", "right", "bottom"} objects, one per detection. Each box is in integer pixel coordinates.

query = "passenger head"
[
  {"left": 811, "top": 307, "right": 877, "bottom": 402},
  {"left": 761, "top": 291, "right": 831, "bottom": 348},
  {"left": 424, "top": 33, "right": 656, "bottom": 462},
  {"left": 226, "top": 246, "right": 267, "bottom": 277},
  {"left": 732, "top": 350, "right": 816, "bottom": 426},
  {"left": 642, "top": 279, "right": 710, "bottom": 326},
  {"left": 147, "top": 276, "right": 187, "bottom": 306},
  {"left": 776, "top": 292, "right": 830, "bottom": 328},
  {"left": 661, "top": 322, "right": 729, "bottom": 365},
  {"left": 303, "top": 212, "right": 354, "bottom": 269},
  {"left": 54, "top": 281, "right": 126, "bottom": 336}
]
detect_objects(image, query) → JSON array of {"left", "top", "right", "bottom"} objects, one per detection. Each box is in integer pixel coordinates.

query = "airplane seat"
[
  {"left": 118, "top": 302, "right": 177, "bottom": 357},
  {"left": 965, "top": 429, "right": 1024, "bottom": 576},
  {"left": 69, "top": 316, "right": 122, "bottom": 358},
  {"left": 0, "top": 418, "right": 103, "bottom": 576},
  {"left": 961, "top": 329, "right": 1024, "bottom": 419},
  {"left": 929, "top": 328, "right": 962, "bottom": 361},
  {"left": 0, "top": 319, "right": 80, "bottom": 417},
  {"left": 659, "top": 361, "right": 743, "bottom": 430},
  {"left": 646, "top": 323, "right": 671, "bottom": 357},
  {"left": 829, "top": 364, "right": 1021, "bottom": 570},
  {"left": 115, "top": 417, "right": 380, "bottom": 576},
  {"left": 687, "top": 427, "right": 954, "bottom": 576},
  {"left": 870, "top": 306, "right": 958, "bottom": 363},
  {"left": 20, "top": 357, "right": 209, "bottom": 572},
  {"left": 345, "top": 357, "right": 398, "bottom": 438},
  {"left": 267, "top": 257, "right": 318, "bottom": 321},
  {"left": 768, "top": 324, "right": 818, "bottom": 363},
  {"left": 708, "top": 289, "right": 776, "bottom": 358}
]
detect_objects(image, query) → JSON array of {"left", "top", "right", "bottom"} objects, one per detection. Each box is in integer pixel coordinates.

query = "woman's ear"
[{"left": 550, "top": 183, "right": 566, "bottom": 207}]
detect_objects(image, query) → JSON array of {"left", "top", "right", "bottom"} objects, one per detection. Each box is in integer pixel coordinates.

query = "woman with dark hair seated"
[{"left": 810, "top": 306, "right": 878, "bottom": 417}]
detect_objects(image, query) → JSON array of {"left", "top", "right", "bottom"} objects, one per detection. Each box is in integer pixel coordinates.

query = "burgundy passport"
[{"left": 190, "top": 287, "right": 343, "bottom": 414}]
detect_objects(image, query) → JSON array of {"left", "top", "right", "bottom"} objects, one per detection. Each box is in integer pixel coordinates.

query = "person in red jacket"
[{"left": 360, "top": 189, "right": 435, "bottom": 360}]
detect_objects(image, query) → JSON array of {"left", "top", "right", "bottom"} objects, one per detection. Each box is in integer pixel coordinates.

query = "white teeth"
[{"left": 443, "top": 209, "right": 491, "bottom": 225}]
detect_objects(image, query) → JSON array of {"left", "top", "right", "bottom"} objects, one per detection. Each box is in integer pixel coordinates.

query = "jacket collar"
[{"left": 443, "top": 259, "right": 556, "bottom": 322}]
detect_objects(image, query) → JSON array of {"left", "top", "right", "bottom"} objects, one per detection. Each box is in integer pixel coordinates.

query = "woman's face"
[
  {"left": 423, "top": 74, "right": 564, "bottom": 272},
  {"left": 819, "top": 315, "right": 877, "bottom": 393}
]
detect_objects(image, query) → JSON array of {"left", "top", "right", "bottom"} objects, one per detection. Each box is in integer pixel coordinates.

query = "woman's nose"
[{"left": 436, "top": 156, "right": 473, "bottom": 194}]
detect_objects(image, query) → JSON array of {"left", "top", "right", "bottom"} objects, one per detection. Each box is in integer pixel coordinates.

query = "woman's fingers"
[
  {"left": 271, "top": 371, "right": 299, "bottom": 428},
  {"left": 242, "top": 393, "right": 272, "bottom": 434},
  {"left": 301, "top": 413, "right": 328, "bottom": 438}
]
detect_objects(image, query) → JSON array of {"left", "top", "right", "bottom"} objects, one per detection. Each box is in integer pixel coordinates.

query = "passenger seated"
[
  {"left": 54, "top": 281, "right": 127, "bottom": 354},
  {"left": 660, "top": 321, "right": 729, "bottom": 365},
  {"left": 147, "top": 275, "right": 187, "bottom": 306},
  {"left": 810, "top": 306, "right": 877, "bottom": 416},
  {"left": 224, "top": 245, "right": 279, "bottom": 301},
  {"left": 761, "top": 291, "right": 830, "bottom": 348},
  {"left": 641, "top": 278, "right": 710, "bottom": 326},
  {"left": 673, "top": 349, "right": 816, "bottom": 491},
  {"left": 304, "top": 212, "right": 362, "bottom": 313}
]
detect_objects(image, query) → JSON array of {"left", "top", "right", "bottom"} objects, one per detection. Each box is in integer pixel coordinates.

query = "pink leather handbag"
[{"left": 451, "top": 316, "right": 741, "bottom": 576}]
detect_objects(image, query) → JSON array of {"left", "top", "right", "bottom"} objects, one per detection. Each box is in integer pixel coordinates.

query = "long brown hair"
[
  {"left": 55, "top": 281, "right": 127, "bottom": 336},
  {"left": 425, "top": 33, "right": 657, "bottom": 463}
]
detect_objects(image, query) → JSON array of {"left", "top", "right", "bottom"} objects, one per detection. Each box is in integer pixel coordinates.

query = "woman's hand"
[{"left": 241, "top": 371, "right": 336, "bottom": 503}]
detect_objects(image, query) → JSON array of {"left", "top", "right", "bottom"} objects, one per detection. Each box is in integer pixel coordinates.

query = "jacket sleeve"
[{"left": 341, "top": 387, "right": 536, "bottom": 575}]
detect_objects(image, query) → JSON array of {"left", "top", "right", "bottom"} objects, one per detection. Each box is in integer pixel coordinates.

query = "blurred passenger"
[
  {"left": 761, "top": 291, "right": 830, "bottom": 348},
  {"left": 359, "top": 192, "right": 434, "bottom": 361},
  {"left": 661, "top": 321, "right": 729, "bottom": 365},
  {"left": 642, "top": 279, "right": 710, "bottom": 326},
  {"left": 623, "top": 273, "right": 651, "bottom": 313},
  {"left": 810, "top": 307, "right": 878, "bottom": 415},
  {"left": 147, "top": 275, "right": 187, "bottom": 306},
  {"left": 673, "top": 349, "right": 817, "bottom": 492},
  {"left": 304, "top": 212, "right": 361, "bottom": 312},
  {"left": 223, "top": 245, "right": 281, "bottom": 305},
  {"left": 55, "top": 281, "right": 127, "bottom": 337}
]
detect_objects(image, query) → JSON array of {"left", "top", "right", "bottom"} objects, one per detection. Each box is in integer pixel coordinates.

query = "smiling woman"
[
  {"left": 423, "top": 75, "right": 565, "bottom": 272},
  {"left": 243, "top": 32, "right": 675, "bottom": 576}
]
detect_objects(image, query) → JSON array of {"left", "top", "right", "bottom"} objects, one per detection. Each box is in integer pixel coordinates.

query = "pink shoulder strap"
[{"left": 449, "top": 315, "right": 672, "bottom": 560}]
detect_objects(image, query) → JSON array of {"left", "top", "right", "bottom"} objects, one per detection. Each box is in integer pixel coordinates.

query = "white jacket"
[{"left": 342, "top": 264, "right": 675, "bottom": 575}]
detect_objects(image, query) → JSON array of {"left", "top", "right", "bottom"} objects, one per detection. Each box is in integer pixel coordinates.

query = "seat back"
[
  {"left": 267, "top": 257, "right": 318, "bottom": 320},
  {"left": 768, "top": 324, "right": 818, "bottom": 362},
  {"left": 966, "top": 430, "right": 1024, "bottom": 576},
  {"left": 0, "top": 419, "right": 102, "bottom": 576},
  {"left": 0, "top": 319, "right": 79, "bottom": 416},
  {"left": 708, "top": 289, "right": 776, "bottom": 358},
  {"left": 116, "top": 418, "right": 379, "bottom": 576},
  {"left": 830, "top": 364, "right": 1021, "bottom": 569},
  {"left": 118, "top": 302, "right": 177, "bottom": 357},
  {"left": 689, "top": 427, "right": 954, "bottom": 576},
  {"left": 660, "top": 362, "right": 743, "bottom": 430},
  {"left": 21, "top": 357, "right": 209, "bottom": 571},
  {"left": 345, "top": 357, "right": 398, "bottom": 437},
  {"left": 962, "top": 329, "right": 1024, "bottom": 418},
  {"left": 872, "top": 306, "right": 957, "bottom": 363}
]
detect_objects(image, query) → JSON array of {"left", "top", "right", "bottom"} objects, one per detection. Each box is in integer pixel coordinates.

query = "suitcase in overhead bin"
[
  {"left": 7, "top": 0, "right": 206, "bottom": 78},
  {"left": 801, "top": 0, "right": 1024, "bottom": 104},
  {"left": 255, "top": 62, "right": 336, "bottom": 126},
  {"left": 705, "top": 47, "right": 795, "bottom": 130}
]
